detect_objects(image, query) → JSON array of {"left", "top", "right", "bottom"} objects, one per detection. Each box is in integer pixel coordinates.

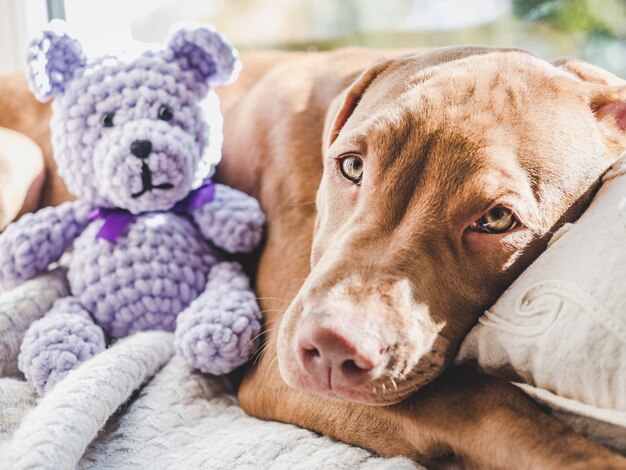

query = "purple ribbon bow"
[{"left": 88, "top": 179, "right": 216, "bottom": 242}]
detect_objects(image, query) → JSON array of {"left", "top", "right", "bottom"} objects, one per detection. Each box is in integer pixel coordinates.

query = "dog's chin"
[
  {"left": 281, "top": 371, "right": 396, "bottom": 405},
  {"left": 278, "top": 359, "right": 444, "bottom": 406}
]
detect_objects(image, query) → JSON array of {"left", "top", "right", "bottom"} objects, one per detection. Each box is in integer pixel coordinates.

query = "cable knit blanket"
[{"left": 0, "top": 270, "right": 419, "bottom": 470}]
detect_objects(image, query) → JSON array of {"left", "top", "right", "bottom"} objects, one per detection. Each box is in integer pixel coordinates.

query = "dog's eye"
[
  {"left": 158, "top": 105, "right": 174, "bottom": 121},
  {"left": 100, "top": 112, "right": 115, "bottom": 128},
  {"left": 471, "top": 206, "right": 519, "bottom": 234},
  {"left": 339, "top": 155, "right": 363, "bottom": 184}
]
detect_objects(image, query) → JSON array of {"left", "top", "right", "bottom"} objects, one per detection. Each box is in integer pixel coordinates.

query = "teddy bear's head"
[{"left": 27, "top": 21, "right": 239, "bottom": 213}]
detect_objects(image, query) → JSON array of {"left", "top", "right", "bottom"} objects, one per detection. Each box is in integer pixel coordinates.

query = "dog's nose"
[
  {"left": 130, "top": 140, "right": 152, "bottom": 159},
  {"left": 297, "top": 318, "right": 385, "bottom": 389}
]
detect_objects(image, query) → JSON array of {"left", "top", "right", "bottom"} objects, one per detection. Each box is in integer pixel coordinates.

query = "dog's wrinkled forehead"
[
  {"left": 356, "top": 49, "right": 572, "bottom": 131},
  {"left": 343, "top": 49, "right": 597, "bottom": 181}
]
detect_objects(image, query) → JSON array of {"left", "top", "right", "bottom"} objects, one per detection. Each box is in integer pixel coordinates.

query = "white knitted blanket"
[{"left": 0, "top": 270, "right": 419, "bottom": 470}]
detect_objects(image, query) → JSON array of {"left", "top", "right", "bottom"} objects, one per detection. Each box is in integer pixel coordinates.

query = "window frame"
[
  {"left": 0, "top": 0, "right": 64, "bottom": 73},
  {"left": 0, "top": 0, "right": 28, "bottom": 73}
]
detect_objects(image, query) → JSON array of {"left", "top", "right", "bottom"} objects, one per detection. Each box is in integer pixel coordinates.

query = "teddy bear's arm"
[
  {"left": 0, "top": 200, "right": 92, "bottom": 290},
  {"left": 191, "top": 184, "right": 265, "bottom": 254}
]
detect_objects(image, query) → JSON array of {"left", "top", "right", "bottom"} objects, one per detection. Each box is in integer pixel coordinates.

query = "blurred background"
[{"left": 1, "top": 0, "right": 625, "bottom": 75}]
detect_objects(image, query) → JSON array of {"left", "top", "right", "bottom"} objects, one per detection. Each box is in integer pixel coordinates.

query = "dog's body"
[
  {"left": 215, "top": 47, "right": 626, "bottom": 468},
  {"left": 2, "top": 47, "right": 626, "bottom": 468}
]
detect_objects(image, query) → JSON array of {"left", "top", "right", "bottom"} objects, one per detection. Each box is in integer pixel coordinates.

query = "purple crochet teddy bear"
[{"left": 0, "top": 21, "right": 265, "bottom": 395}]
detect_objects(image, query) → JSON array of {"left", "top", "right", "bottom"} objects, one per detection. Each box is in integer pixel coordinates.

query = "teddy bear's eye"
[
  {"left": 158, "top": 105, "right": 174, "bottom": 121},
  {"left": 100, "top": 112, "right": 115, "bottom": 128}
]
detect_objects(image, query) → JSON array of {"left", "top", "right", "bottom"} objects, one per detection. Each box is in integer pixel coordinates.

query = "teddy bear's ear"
[
  {"left": 166, "top": 24, "right": 241, "bottom": 95},
  {"left": 27, "top": 20, "right": 86, "bottom": 102}
]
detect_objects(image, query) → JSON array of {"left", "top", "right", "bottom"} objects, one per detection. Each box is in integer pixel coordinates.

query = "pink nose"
[{"left": 296, "top": 317, "right": 385, "bottom": 389}]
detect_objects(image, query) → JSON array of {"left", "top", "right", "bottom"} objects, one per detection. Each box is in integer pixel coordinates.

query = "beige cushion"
[
  {"left": 0, "top": 127, "right": 45, "bottom": 230},
  {"left": 457, "top": 153, "right": 626, "bottom": 452}
]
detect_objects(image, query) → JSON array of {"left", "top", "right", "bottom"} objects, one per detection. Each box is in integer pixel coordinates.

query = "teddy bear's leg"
[
  {"left": 175, "top": 261, "right": 262, "bottom": 375},
  {"left": 18, "top": 296, "right": 106, "bottom": 395}
]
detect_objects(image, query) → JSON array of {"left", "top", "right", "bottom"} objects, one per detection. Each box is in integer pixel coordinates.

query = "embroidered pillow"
[{"left": 458, "top": 154, "right": 626, "bottom": 414}]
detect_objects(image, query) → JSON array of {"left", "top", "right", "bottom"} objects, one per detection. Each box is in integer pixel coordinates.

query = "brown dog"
[
  {"left": 2, "top": 46, "right": 626, "bottom": 468},
  {"left": 216, "top": 46, "right": 626, "bottom": 468}
]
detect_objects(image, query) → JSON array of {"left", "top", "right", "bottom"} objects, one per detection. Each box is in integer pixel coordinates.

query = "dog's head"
[
  {"left": 278, "top": 47, "right": 626, "bottom": 404},
  {"left": 27, "top": 21, "right": 238, "bottom": 213}
]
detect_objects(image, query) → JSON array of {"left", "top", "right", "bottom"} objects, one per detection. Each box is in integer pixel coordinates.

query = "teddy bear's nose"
[{"left": 130, "top": 140, "right": 152, "bottom": 159}]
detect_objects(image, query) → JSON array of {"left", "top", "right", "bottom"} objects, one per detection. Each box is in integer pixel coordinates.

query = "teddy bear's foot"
[
  {"left": 175, "top": 261, "right": 262, "bottom": 375},
  {"left": 18, "top": 296, "right": 106, "bottom": 395}
]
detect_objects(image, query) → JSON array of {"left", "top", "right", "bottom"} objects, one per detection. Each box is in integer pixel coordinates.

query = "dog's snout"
[
  {"left": 130, "top": 140, "right": 152, "bottom": 159},
  {"left": 297, "top": 317, "right": 385, "bottom": 389}
]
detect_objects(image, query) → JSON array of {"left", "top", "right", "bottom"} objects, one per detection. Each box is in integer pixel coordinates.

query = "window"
[{"left": 2, "top": 0, "right": 625, "bottom": 76}]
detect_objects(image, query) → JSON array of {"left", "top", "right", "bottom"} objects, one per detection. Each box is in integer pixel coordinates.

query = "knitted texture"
[
  {"left": 192, "top": 183, "right": 266, "bottom": 253},
  {"left": 165, "top": 23, "right": 241, "bottom": 88},
  {"left": 45, "top": 44, "right": 210, "bottom": 211},
  {"left": 0, "top": 378, "right": 35, "bottom": 448},
  {"left": 79, "top": 356, "right": 420, "bottom": 470},
  {"left": 68, "top": 212, "right": 219, "bottom": 337},
  {"left": 2, "top": 21, "right": 265, "bottom": 395},
  {"left": 8, "top": 331, "right": 174, "bottom": 470},
  {"left": 18, "top": 296, "right": 107, "bottom": 395},
  {"left": 175, "top": 261, "right": 262, "bottom": 374},
  {"left": 0, "top": 269, "right": 69, "bottom": 376},
  {"left": 27, "top": 20, "right": 86, "bottom": 101},
  {"left": 27, "top": 20, "right": 240, "bottom": 212},
  {"left": 0, "top": 200, "right": 91, "bottom": 291}
]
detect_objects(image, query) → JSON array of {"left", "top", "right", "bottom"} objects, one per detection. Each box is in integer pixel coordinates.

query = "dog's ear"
[
  {"left": 27, "top": 20, "right": 86, "bottom": 102},
  {"left": 326, "top": 59, "right": 391, "bottom": 146},
  {"left": 553, "top": 57, "right": 626, "bottom": 158},
  {"left": 166, "top": 24, "right": 240, "bottom": 97},
  {"left": 553, "top": 57, "right": 624, "bottom": 87}
]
